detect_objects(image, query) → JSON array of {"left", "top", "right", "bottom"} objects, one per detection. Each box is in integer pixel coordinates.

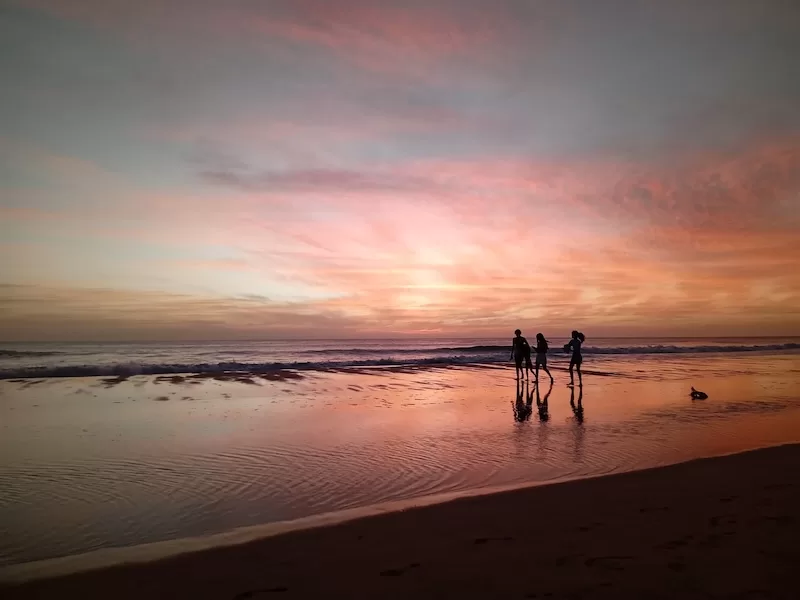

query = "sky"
[{"left": 1, "top": 0, "right": 799, "bottom": 341}]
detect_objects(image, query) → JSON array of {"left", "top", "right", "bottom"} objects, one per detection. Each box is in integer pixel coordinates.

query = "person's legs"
[
  {"left": 569, "top": 358, "right": 575, "bottom": 385},
  {"left": 576, "top": 358, "right": 583, "bottom": 386},
  {"left": 539, "top": 355, "right": 553, "bottom": 383}
]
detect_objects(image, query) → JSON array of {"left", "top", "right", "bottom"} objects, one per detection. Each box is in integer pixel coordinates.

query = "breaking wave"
[
  {"left": 309, "top": 342, "right": 800, "bottom": 356},
  {"left": 0, "top": 342, "right": 797, "bottom": 380},
  {"left": 0, "top": 350, "right": 64, "bottom": 358},
  {"left": 0, "top": 356, "right": 502, "bottom": 380}
]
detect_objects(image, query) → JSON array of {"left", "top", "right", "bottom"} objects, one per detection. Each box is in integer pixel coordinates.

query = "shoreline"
[
  {"left": 0, "top": 441, "right": 793, "bottom": 584},
  {"left": 2, "top": 443, "right": 798, "bottom": 598}
]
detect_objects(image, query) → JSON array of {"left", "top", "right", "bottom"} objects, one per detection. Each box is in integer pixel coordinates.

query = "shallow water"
[{"left": 1, "top": 352, "right": 799, "bottom": 568}]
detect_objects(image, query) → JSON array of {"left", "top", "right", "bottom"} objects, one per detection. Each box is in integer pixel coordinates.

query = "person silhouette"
[
  {"left": 533, "top": 333, "right": 554, "bottom": 384},
  {"left": 565, "top": 330, "right": 585, "bottom": 387},
  {"left": 536, "top": 379, "right": 552, "bottom": 422},
  {"left": 510, "top": 329, "right": 533, "bottom": 379},
  {"left": 570, "top": 385, "right": 584, "bottom": 424}
]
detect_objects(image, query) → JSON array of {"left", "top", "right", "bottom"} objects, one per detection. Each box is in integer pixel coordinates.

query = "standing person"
[
  {"left": 533, "top": 333, "right": 554, "bottom": 384},
  {"left": 523, "top": 335, "right": 535, "bottom": 379},
  {"left": 510, "top": 329, "right": 532, "bottom": 379},
  {"left": 565, "top": 330, "right": 585, "bottom": 387}
]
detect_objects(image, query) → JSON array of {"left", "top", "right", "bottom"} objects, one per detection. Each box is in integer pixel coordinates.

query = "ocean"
[
  {"left": 2, "top": 337, "right": 799, "bottom": 379},
  {"left": 1, "top": 337, "right": 799, "bottom": 575}
]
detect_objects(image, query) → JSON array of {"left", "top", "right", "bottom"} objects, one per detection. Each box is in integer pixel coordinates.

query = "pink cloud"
[
  {"left": 3, "top": 125, "right": 799, "bottom": 338},
  {"left": 248, "top": 0, "right": 504, "bottom": 74},
  {"left": 12, "top": 0, "right": 506, "bottom": 75}
]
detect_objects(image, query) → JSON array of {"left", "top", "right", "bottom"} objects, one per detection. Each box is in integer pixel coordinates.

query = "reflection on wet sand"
[
  {"left": 571, "top": 386, "right": 585, "bottom": 461},
  {"left": 536, "top": 381, "right": 552, "bottom": 422},
  {"left": 512, "top": 379, "right": 533, "bottom": 422},
  {"left": 1, "top": 357, "right": 800, "bottom": 567},
  {"left": 571, "top": 386, "right": 584, "bottom": 424}
]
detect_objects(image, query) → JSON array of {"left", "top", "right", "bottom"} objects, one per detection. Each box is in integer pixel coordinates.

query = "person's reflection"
[
  {"left": 513, "top": 379, "right": 532, "bottom": 422},
  {"left": 536, "top": 380, "right": 552, "bottom": 422},
  {"left": 570, "top": 385, "right": 584, "bottom": 423},
  {"left": 570, "top": 385, "right": 585, "bottom": 462}
]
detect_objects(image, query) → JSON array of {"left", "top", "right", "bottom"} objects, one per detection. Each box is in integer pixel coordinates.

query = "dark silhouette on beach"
[
  {"left": 536, "top": 379, "right": 552, "bottom": 422},
  {"left": 510, "top": 329, "right": 533, "bottom": 379},
  {"left": 565, "top": 330, "right": 585, "bottom": 387},
  {"left": 533, "top": 333, "right": 554, "bottom": 384},
  {"left": 690, "top": 387, "right": 708, "bottom": 400}
]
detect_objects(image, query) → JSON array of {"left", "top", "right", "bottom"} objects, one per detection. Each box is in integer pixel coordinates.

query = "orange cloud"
[
  {"left": 3, "top": 2, "right": 798, "bottom": 340},
  {"left": 176, "top": 136, "right": 799, "bottom": 337}
]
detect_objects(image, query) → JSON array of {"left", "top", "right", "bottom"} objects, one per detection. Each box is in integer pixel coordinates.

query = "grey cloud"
[
  {"left": 199, "top": 164, "right": 439, "bottom": 195},
  {"left": 6, "top": 0, "right": 799, "bottom": 164}
]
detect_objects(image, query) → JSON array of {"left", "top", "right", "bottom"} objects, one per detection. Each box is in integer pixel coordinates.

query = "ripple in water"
[{"left": 1, "top": 361, "right": 799, "bottom": 567}]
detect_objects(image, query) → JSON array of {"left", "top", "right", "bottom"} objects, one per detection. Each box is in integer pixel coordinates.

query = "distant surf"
[
  {"left": 1, "top": 341, "right": 797, "bottom": 380},
  {"left": 0, "top": 350, "right": 64, "bottom": 358}
]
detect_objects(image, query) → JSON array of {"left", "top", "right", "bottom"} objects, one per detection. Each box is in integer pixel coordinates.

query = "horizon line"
[{"left": 3, "top": 335, "right": 800, "bottom": 345}]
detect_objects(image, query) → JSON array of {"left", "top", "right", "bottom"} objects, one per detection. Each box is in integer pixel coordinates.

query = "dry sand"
[{"left": 2, "top": 443, "right": 798, "bottom": 599}]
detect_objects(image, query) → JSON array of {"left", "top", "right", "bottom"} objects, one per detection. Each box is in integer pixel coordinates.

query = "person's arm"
[{"left": 510, "top": 339, "right": 515, "bottom": 360}]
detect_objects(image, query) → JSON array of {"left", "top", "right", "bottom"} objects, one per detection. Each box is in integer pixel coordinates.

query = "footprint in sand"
[
  {"left": 656, "top": 535, "right": 693, "bottom": 550},
  {"left": 555, "top": 553, "right": 582, "bottom": 567},
  {"left": 380, "top": 562, "right": 420, "bottom": 576},
  {"left": 639, "top": 506, "right": 669, "bottom": 513},
  {"left": 232, "top": 587, "right": 289, "bottom": 598},
  {"left": 473, "top": 536, "right": 514, "bottom": 545},
  {"left": 763, "top": 515, "right": 794, "bottom": 525},
  {"left": 699, "top": 533, "right": 725, "bottom": 548},
  {"left": 763, "top": 483, "right": 792, "bottom": 491},
  {"left": 709, "top": 514, "right": 738, "bottom": 528},
  {"left": 585, "top": 556, "right": 633, "bottom": 571}
]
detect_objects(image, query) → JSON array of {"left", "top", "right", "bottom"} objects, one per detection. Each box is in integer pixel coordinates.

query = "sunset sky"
[{"left": 1, "top": 0, "right": 798, "bottom": 341}]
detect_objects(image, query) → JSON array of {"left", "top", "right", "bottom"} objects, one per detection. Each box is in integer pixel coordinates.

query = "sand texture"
[{"left": 3, "top": 443, "right": 798, "bottom": 599}]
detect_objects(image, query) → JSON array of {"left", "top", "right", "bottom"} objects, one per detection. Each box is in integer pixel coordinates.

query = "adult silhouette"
[
  {"left": 533, "top": 333, "right": 554, "bottom": 384},
  {"left": 565, "top": 330, "right": 585, "bottom": 387},
  {"left": 510, "top": 329, "right": 533, "bottom": 379}
]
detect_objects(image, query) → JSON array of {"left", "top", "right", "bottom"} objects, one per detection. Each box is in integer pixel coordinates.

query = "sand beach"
[{"left": 2, "top": 443, "right": 798, "bottom": 599}]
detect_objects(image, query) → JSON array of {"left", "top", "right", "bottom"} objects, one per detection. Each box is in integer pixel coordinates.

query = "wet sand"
[
  {"left": 3, "top": 443, "right": 798, "bottom": 599},
  {"left": 2, "top": 363, "right": 800, "bottom": 567}
]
